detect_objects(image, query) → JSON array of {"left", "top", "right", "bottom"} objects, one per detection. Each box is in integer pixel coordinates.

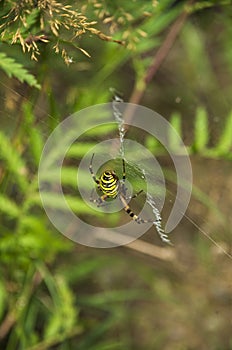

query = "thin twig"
[
  {"left": 127, "top": 3, "right": 192, "bottom": 119},
  {"left": 89, "top": 229, "right": 176, "bottom": 261},
  {"left": 0, "top": 312, "right": 15, "bottom": 339},
  {"left": 126, "top": 238, "right": 176, "bottom": 261}
]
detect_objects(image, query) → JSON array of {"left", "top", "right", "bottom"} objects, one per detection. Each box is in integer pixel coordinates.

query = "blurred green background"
[{"left": 0, "top": 0, "right": 232, "bottom": 349}]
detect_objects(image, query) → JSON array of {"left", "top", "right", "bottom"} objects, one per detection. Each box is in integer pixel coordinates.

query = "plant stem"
[{"left": 129, "top": 4, "right": 191, "bottom": 107}]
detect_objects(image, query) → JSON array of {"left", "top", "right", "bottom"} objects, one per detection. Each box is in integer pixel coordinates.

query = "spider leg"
[
  {"left": 119, "top": 194, "right": 152, "bottom": 224},
  {"left": 89, "top": 153, "right": 100, "bottom": 185},
  {"left": 122, "top": 158, "right": 126, "bottom": 183},
  {"left": 131, "top": 189, "right": 143, "bottom": 199},
  {"left": 119, "top": 158, "right": 128, "bottom": 196},
  {"left": 125, "top": 189, "right": 144, "bottom": 201},
  {"left": 90, "top": 192, "right": 110, "bottom": 207},
  {"left": 121, "top": 159, "right": 143, "bottom": 199}
]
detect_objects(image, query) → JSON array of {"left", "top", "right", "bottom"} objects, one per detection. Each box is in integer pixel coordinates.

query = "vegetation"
[{"left": 0, "top": 0, "right": 232, "bottom": 349}]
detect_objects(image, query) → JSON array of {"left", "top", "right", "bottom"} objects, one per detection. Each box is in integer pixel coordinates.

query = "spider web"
[
  {"left": 111, "top": 93, "right": 171, "bottom": 244},
  {"left": 0, "top": 81, "right": 231, "bottom": 257},
  {"left": 111, "top": 91, "right": 232, "bottom": 256}
]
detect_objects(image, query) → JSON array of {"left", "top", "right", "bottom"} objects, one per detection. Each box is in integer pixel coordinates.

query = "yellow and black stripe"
[
  {"left": 89, "top": 153, "right": 150, "bottom": 223},
  {"left": 99, "top": 171, "right": 119, "bottom": 198},
  {"left": 119, "top": 194, "right": 149, "bottom": 224}
]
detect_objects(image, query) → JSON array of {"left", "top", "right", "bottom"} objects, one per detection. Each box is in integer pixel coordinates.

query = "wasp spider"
[{"left": 89, "top": 153, "right": 151, "bottom": 224}]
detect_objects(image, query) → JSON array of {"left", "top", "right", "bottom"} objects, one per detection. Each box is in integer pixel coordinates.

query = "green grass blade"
[
  {"left": 194, "top": 106, "right": 209, "bottom": 151},
  {"left": 215, "top": 110, "right": 232, "bottom": 155},
  {"left": 0, "top": 194, "right": 21, "bottom": 218},
  {"left": 22, "top": 102, "right": 44, "bottom": 166},
  {"left": 0, "top": 279, "right": 7, "bottom": 322},
  {"left": 169, "top": 112, "right": 183, "bottom": 152},
  {"left": 0, "top": 130, "right": 28, "bottom": 191}
]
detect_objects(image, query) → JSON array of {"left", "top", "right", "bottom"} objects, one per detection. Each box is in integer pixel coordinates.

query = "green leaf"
[
  {"left": 67, "top": 143, "right": 99, "bottom": 159},
  {"left": 0, "top": 130, "right": 28, "bottom": 191},
  {"left": 22, "top": 9, "right": 40, "bottom": 34},
  {"left": 63, "top": 257, "right": 106, "bottom": 284},
  {"left": 45, "top": 276, "right": 77, "bottom": 338},
  {"left": 144, "top": 135, "right": 160, "bottom": 153},
  {"left": 0, "top": 194, "right": 21, "bottom": 218},
  {"left": 0, "top": 53, "right": 41, "bottom": 89},
  {"left": 170, "top": 112, "right": 182, "bottom": 136},
  {"left": 22, "top": 102, "right": 44, "bottom": 166},
  {"left": 29, "top": 192, "right": 95, "bottom": 215},
  {"left": 188, "top": 1, "right": 218, "bottom": 13},
  {"left": 39, "top": 167, "right": 89, "bottom": 190},
  {"left": 0, "top": 279, "right": 7, "bottom": 322},
  {"left": 194, "top": 106, "right": 209, "bottom": 151},
  {"left": 169, "top": 112, "right": 183, "bottom": 152},
  {"left": 79, "top": 289, "right": 148, "bottom": 307},
  {"left": 216, "top": 110, "right": 232, "bottom": 155},
  {"left": 86, "top": 124, "right": 117, "bottom": 137}
]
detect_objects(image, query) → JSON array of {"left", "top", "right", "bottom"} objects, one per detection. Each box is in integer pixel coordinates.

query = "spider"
[{"left": 89, "top": 153, "right": 152, "bottom": 224}]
